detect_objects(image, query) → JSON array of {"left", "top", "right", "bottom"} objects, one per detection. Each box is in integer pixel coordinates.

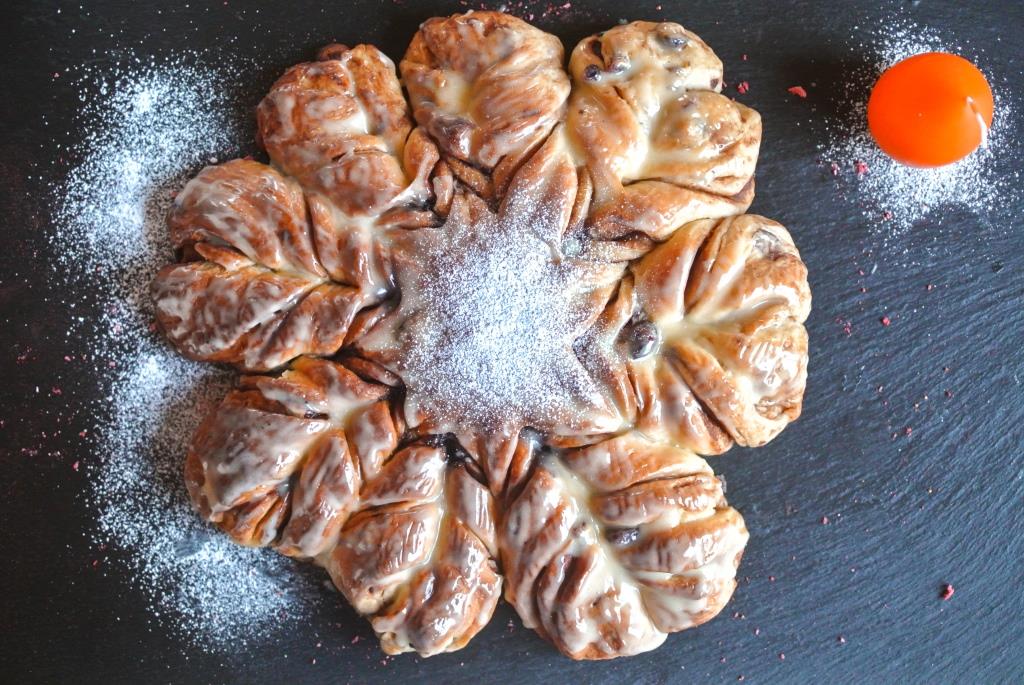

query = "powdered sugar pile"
[
  {"left": 819, "top": 19, "right": 1019, "bottom": 244},
  {"left": 50, "top": 55, "right": 315, "bottom": 649}
]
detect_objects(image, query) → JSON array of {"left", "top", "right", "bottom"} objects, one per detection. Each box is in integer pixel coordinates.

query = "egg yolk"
[{"left": 867, "top": 52, "right": 993, "bottom": 167}]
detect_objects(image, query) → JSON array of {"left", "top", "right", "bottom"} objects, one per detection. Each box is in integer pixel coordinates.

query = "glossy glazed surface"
[{"left": 151, "top": 12, "right": 808, "bottom": 660}]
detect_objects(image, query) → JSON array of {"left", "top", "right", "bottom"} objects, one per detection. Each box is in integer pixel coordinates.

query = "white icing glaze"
[
  {"left": 500, "top": 431, "right": 746, "bottom": 658},
  {"left": 619, "top": 214, "right": 810, "bottom": 451}
]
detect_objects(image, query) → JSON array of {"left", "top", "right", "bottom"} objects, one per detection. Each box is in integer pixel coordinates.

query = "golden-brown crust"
[
  {"left": 185, "top": 358, "right": 502, "bottom": 656},
  {"left": 152, "top": 160, "right": 368, "bottom": 372},
  {"left": 257, "top": 45, "right": 411, "bottom": 178},
  {"left": 499, "top": 432, "right": 747, "bottom": 659},
  {"left": 401, "top": 11, "right": 570, "bottom": 173},
  {"left": 256, "top": 45, "right": 440, "bottom": 297},
  {"left": 594, "top": 214, "right": 811, "bottom": 452},
  {"left": 566, "top": 21, "right": 761, "bottom": 241}
]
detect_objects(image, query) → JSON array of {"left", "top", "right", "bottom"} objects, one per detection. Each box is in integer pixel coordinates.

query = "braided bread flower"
[{"left": 153, "top": 13, "right": 810, "bottom": 660}]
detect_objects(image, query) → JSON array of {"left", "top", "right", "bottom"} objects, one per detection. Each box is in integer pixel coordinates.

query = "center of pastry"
[{"left": 361, "top": 185, "right": 616, "bottom": 433}]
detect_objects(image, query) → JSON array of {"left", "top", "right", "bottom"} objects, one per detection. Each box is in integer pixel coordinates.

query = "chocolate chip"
[
  {"left": 624, "top": 318, "right": 660, "bottom": 359},
  {"left": 583, "top": 64, "right": 602, "bottom": 82},
  {"left": 710, "top": 77, "right": 720, "bottom": 89},
  {"left": 589, "top": 39, "right": 603, "bottom": 57}
]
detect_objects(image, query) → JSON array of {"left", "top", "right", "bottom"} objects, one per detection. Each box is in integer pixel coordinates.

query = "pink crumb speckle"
[
  {"left": 787, "top": 85, "right": 808, "bottom": 98},
  {"left": 940, "top": 583, "right": 955, "bottom": 600},
  {"left": 880, "top": 315, "right": 891, "bottom": 326},
  {"left": 736, "top": 81, "right": 750, "bottom": 94},
  {"left": 854, "top": 160, "right": 869, "bottom": 175}
]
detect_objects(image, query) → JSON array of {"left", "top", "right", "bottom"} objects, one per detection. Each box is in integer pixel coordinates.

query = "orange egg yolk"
[{"left": 867, "top": 52, "right": 993, "bottom": 167}]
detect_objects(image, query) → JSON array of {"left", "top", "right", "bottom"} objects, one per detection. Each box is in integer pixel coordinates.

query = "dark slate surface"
[{"left": 2, "top": 1, "right": 1022, "bottom": 682}]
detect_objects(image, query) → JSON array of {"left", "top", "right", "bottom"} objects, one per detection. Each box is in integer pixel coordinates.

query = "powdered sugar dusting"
[
  {"left": 819, "top": 18, "right": 1019, "bottom": 248},
  {"left": 50, "top": 55, "right": 315, "bottom": 650},
  {"left": 376, "top": 188, "right": 619, "bottom": 433}
]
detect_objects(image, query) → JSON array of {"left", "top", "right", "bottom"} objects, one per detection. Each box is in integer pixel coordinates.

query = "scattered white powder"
[
  {"left": 49, "top": 55, "right": 315, "bottom": 650},
  {"left": 819, "top": 18, "right": 1019, "bottom": 244}
]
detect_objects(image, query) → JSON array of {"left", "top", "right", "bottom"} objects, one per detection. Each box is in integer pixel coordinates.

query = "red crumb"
[
  {"left": 945, "top": 390, "right": 954, "bottom": 398},
  {"left": 838, "top": 635, "right": 846, "bottom": 645},
  {"left": 880, "top": 316, "right": 891, "bottom": 326},
  {"left": 779, "top": 653, "right": 786, "bottom": 661},
  {"left": 736, "top": 81, "right": 750, "bottom": 94},
  {"left": 854, "top": 160, "right": 869, "bottom": 175},
  {"left": 882, "top": 210, "right": 893, "bottom": 220},
  {"left": 926, "top": 284, "right": 935, "bottom": 291},
  {"left": 741, "top": 53, "right": 748, "bottom": 61},
  {"left": 72, "top": 461, "right": 80, "bottom": 471},
  {"left": 904, "top": 427, "right": 913, "bottom": 436},
  {"left": 787, "top": 85, "right": 808, "bottom": 98},
  {"left": 821, "top": 516, "right": 829, "bottom": 525},
  {"left": 768, "top": 575, "right": 776, "bottom": 582},
  {"left": 940, "top": 584, "right": 955, "bottom": 600}
]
